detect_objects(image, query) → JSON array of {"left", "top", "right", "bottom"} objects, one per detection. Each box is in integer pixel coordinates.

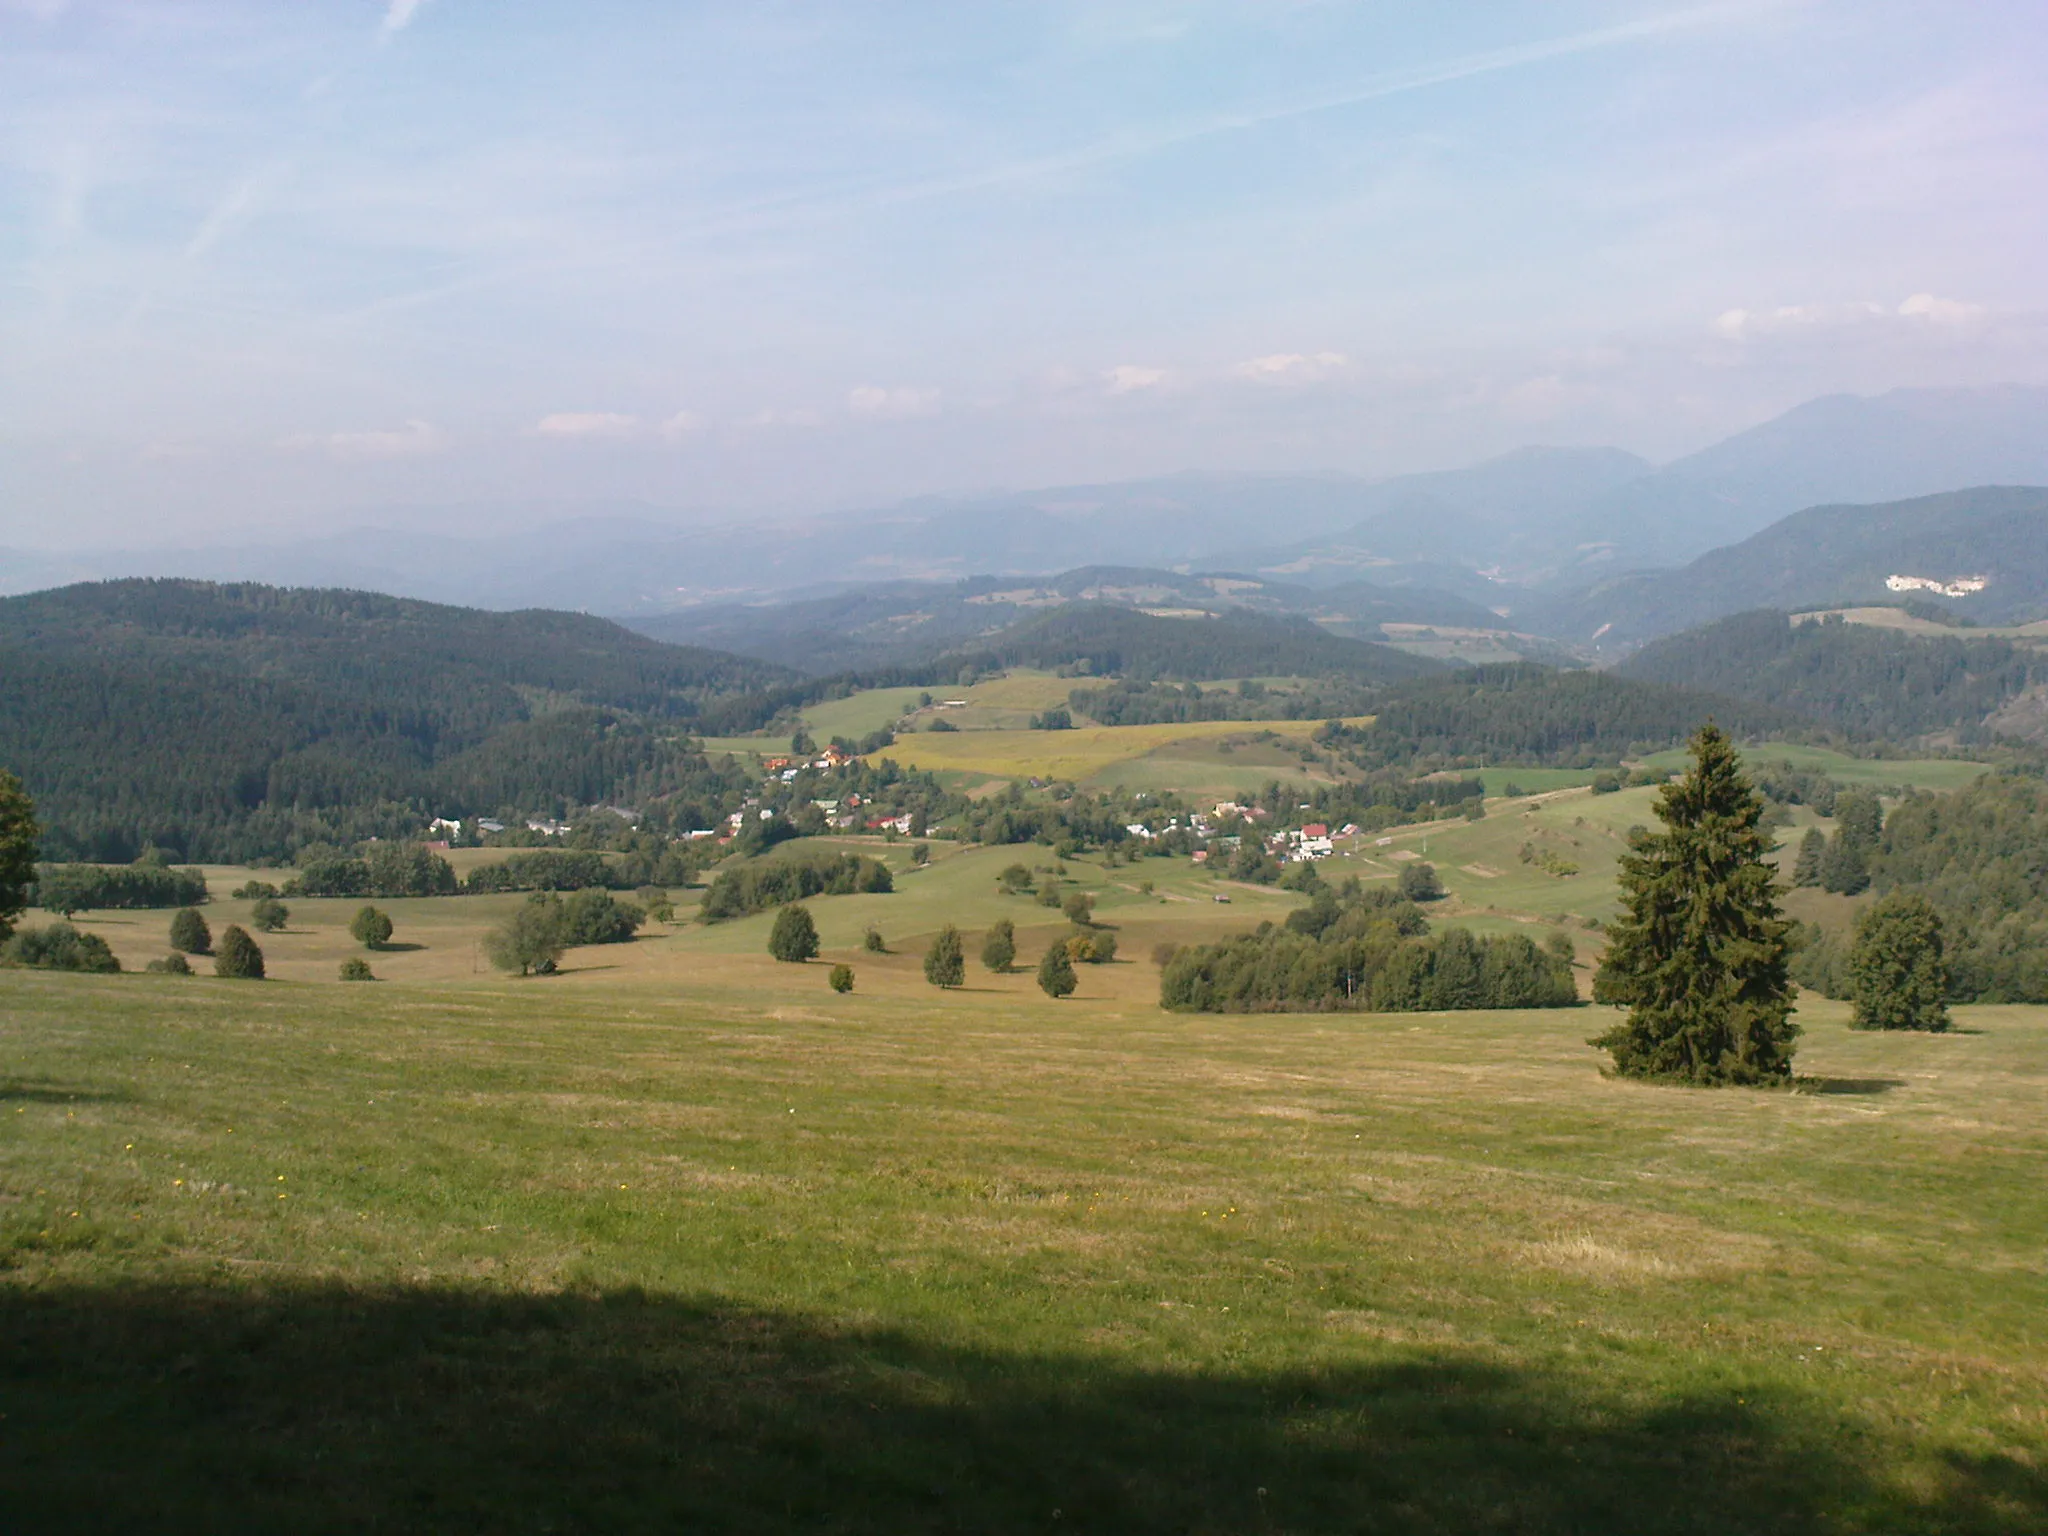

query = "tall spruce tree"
[{"left": 1592, "top": 722, "right": 1798, "bottom": 1084}]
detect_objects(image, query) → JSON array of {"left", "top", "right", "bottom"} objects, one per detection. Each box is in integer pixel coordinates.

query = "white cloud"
[
  {"left": 379, "top": 0, "right": 429, "bottom": 39},
  {"left": 282, "top": 420, "right": 444, "bottom": 459},
  {"left": 534, "top": 411, "right": 641, "bottom": 438},
  {"left": 1104, "top": 364, "right": 1168, "bottom": 394},
  {"left": 1713, "top": 294, "right": 1989, "bottom": 343},
  {"left": 660, "top": 409, "right": 704, "bottom": 439},
  {"left": 1898, "top": 292, "right": 1986, "bottom": 325},
  {"left": 1234, "top": 351, "right": 1349, "bottom": 385},
  {"left": 847, "top": 384, "right": 940, "bottom": 420}
]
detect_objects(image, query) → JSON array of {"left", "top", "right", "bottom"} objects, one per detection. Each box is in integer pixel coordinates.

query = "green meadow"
[{"left": 6, "top": 752, "right": 2044, "bottom": 1532}]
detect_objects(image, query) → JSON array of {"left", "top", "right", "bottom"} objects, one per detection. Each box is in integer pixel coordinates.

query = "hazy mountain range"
[{"left": 5, "top": 385, "right": 2047, "bottom": 647}]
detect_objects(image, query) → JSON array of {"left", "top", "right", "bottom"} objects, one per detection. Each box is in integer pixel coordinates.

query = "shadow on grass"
[
  {"left": 1794, "top": 1076, "right": 1909, "bottom": 1096},
  {"left": 0, "top": 1079, "right": 132, "bottom": 1105},
  {"left": 370, "top": 941, "right": 428, "bottom": 954},
  {"left": 3, "top": 1283, "right": 2043, "bottom": 1535}
]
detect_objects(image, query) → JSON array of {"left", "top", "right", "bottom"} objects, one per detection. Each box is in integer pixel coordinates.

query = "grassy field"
[
  {"left": 870, "top": 719, "right": 1344, "bottom": 781},
  {"left": 6, "top": 954, "right": 2047, "bottom": 1532}
]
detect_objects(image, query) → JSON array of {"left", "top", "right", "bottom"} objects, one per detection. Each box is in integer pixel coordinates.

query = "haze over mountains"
[{"left": 6, "top": 385, "right": 2048, "bottom": 654}]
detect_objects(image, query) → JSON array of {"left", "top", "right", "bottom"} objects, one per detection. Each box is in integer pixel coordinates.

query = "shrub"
[
  {"left": 232, "top": 880, "right": 280, "bottom": 901},
  {"left": 339, "top": 957, "right": 376, "bottom": 982},
  {"left": 862, "top": 925, "right": 888, "bottom": 953},
  {"left": 1849, "top": 893, "right": 1950, "bottom": 1032},
  {"left": 1037, "top": 942, "right": 1077, "bottom": 999},
  {"left": 768, "top": 904, "right": 819, "bottom": 963},
  {"left": 146, "top": 953, "right": 192, "bottom": 975},
  {"left": 828, "top": 964, "right": 854, "bottom": 994},
  {"left": 250, "top": 897, "right": 290, "bottom": 933},
  {"left": 558, "top": 888, "right": 644, "bottom": 947},
  {"left": 923, "top": 924, "right": 965, "bottom": 988},
  {"left": 1061, "top": 891, "right": 1096, "bottom": 927},
  {"left": 1397, "top": 862, "right": 1444, "bottom": 902},
  {"left": 213, "top": 925, "right": 265, "bottom": 979},
  {"left": 997, "top": 863, "right": 1034, "bottom": 894},
  {"left": 3, "top": 923, "right": 121, "bottom": 973},
  {"left": 169, "top": 908, "right": 212, "bottom": 954},
  {"left": 980, "top": 918, "right": 1016, "bottom": 973},
  {"left": 350, "top": 906, "right": 395, "bottom": 950}
]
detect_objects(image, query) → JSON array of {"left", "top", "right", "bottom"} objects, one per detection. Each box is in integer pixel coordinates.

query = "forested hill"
[
  {"left": 940, "top": 603, "right": 1441, "bottom": 683},
  {"left": 1537, "top": 485, "right": 2048, "bottom": 646},
  {"left": 1619, "top": 610, "right": 2048, "bottom": 745},
  {"left": 0, "top": 580, "right": 795, "bottom": 861},
  {"left": 1335, "top": 663, "right": 1809, "bottom": 768}
]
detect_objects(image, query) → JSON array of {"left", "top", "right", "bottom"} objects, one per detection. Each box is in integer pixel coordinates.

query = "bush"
[
  {"left": 1849, "top": 893, "right": 1951, "bottom": 1032},
  {"left": 250, "top": 897, "right": 290, "bottom": 933},
  {"left": 1037, "top": 942, "right": 1077, "bottom": 999},
  {"left": 350, "top": 906, "right": 395, "bottom": 950},
  {"left": 862, "top": 925, "right": 888, "bottom": 954},
  {"left": 558, "top": 888, "right": 643, "bottom": 947},
  {"left": 923, "top": 924, "right": 965, "bottom": 988},
  {"left": 768, "top": 904, "right": 819, "bottom": 963},
  {"left": 169, "top": 908, "right": 212, "bottom": 954},
  {"left": 34, "top": 863, "right": 208, "bottom": 915},
  {"left": 1396, "top": 862, "right": 1444, "bottom": 902},
  {"left": 1066, "top": 928, "right": 1117, "bottom": 964},
  {"left": 232, "top": 880, "right": 279, "bottom": 900},
  {"left": 828, "top": 964, "right": 854, "bottom": 994},
  {"left": 1062, "top": 891, "right": 1096, "bottom": 927},
  {"left": 213, "top": 925, "right": 265, "bottom": 979},
  {"left": 3, "top": 923, "right": 121, "bottom": 973},
  {"left": 339, "top": 957, "right": 376, "bottom": 982},
  {"left": 483, "top": 896, "right": 565, "bottom": 977},
  {"left": 146, "top": 952, "right": 192, "bottom": 975}
]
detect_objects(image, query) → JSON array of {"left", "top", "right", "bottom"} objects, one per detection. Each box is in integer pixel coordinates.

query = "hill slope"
[
  {"left": 1536, "top": 486, "right": 2048, "bottom": 647},
  {"left": 1619, "top": 610, "right": 2048, "bottom": 744},
  {"left": 940, "top": 603, "right": 1443, "bottom": 684},
  {"left": 0, "top": 580, "right": 790, "bottom": 861}
]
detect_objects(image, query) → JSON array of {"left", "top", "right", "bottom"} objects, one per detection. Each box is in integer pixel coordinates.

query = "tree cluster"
[{"left": 701, "top": 850, "right": 894, "bottom": 922}]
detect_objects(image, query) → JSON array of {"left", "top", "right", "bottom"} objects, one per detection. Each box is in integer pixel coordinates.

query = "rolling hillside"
[
  {"left": 1619, "top": 609, "right": 2048, "bottom": 744},
  {"left": 0, "top": 580, "right": 791, "bottom": 861},
  {"left": 1537, "top": 486, "right": 2048, "bottom": 646}
]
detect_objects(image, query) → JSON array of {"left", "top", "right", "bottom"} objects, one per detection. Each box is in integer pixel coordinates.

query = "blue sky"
[{"left": 3, "top": 0, "right": 2045, "bottom": 544}]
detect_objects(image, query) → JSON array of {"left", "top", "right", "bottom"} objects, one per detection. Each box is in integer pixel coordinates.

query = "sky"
[{"left": 2, "top": 0, "right": 2046, "bottom": 547}]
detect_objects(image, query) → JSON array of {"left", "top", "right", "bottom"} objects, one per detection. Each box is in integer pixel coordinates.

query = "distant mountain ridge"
[
  {"left": 1534, "top": 486, "right": 2048, "bottom": 647},
  {"left": 625, "top": 564, "right": 1507, "bottom": 673},
  {"left": 10, "top": 384, "right": 2046, "bottom": 616}
]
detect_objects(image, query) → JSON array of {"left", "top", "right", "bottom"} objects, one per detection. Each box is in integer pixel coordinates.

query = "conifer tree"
[
  {"left": 1037, "top": 940, "right": 1077, "bottom": 999},
  {"left": 923, "top": 923, "right": 965, "bottom": 988},
  {"left": 1849, "top": 892, "right": 1950, "bottom": 1032},
  {"left": 980, "top": 917, "right": 1016, "bottom": 973},
  {"left": 213, "top": 924, "right": 265, "bottom": 980},
  {"left": 169, "top": 907, "right": 212, "bottom": 955},
  {"left": 767, "top": 903, "right": 819, "bottom": 963},
  {"left": 0, "top": 768, "right": 38, "bottom": 944},
  {"left": 1592, "top": 722, "right": 1797, "bottom": 1084},
  {"left": 1791, "top": 828, "right": 1826, "bottom": 887}
]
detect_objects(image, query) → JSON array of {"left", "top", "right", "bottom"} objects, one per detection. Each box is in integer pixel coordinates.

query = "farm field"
[
  {"left": 6, "top": 960, "right": 2047, "bottom": 1532},
  {"left": 864, "top": 718, "right": 1347, "bottom": 781}
]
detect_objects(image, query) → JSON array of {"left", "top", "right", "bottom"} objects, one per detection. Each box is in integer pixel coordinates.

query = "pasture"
[{"left": 5, "top": 953, "right": 2047, "bottom": 1532}]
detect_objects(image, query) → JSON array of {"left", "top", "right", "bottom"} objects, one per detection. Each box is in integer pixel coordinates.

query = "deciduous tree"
[
  {"left": 980, "top": 918, "right": 1016, "bottom": 973},
  {"left": 0, "top": 769, "right": 37, "bottom": 944},
  {"left": 768, "top": 903, "right": 819, "bottom": 963},
  {"left": 923, "top": 924, "right": 965, "bottom": 988},
  {"left": 1849, "top": 892, "right": 1950, "bottom": 1032}
]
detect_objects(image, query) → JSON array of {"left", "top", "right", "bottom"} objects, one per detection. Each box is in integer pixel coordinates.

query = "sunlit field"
[{"left": 6, "top": 951, "right": 2046, "bottom": 1532}]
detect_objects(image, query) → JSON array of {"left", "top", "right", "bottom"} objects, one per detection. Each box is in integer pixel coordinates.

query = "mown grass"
[
  {"left": 869, "top": 719, "right": 1346, "bottom": 780},
  {"left": 5, "top": 962, "right": 2047, "bottom": 1532}
]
